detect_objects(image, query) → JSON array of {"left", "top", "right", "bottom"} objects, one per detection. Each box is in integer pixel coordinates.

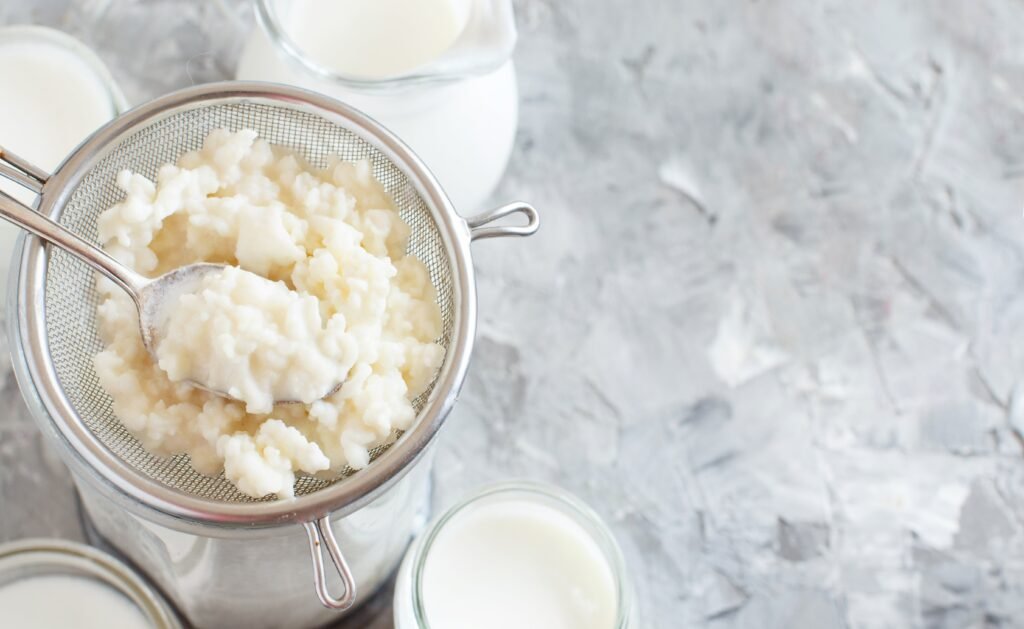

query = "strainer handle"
[
  {"left": 0, "top": 146, "right": 148, "bottom": 298},
  {"left": 0, "top": 185, "right": 149, "bottom": 299},
  {"left": 0, "top": 146, "right": 48, "bottom": 194},
  {"left": 466, "top": 202, "right": 540, "bottom": 241},
  {"left": 303, "top": 515, "right": 357, "bottom": 610}
]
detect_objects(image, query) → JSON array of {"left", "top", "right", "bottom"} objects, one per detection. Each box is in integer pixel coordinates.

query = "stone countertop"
[{"left": 3, "top": 1, "right": 1024, "bottom": 627}]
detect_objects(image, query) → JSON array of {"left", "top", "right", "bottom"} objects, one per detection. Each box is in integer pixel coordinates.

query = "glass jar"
[
  {"left": 0, "top": 25, "right": 127, "bottom": 295},
  {"left": 0, "top": 538, "right": 181, "bottom": 628},
  {"left": 393, "top": 481, "right": 637, "bottom": 629},
  {"left": 235, "top": 0, "right": 520, "bottom": 213}
]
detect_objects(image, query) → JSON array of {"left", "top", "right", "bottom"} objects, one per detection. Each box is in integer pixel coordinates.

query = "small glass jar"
[
  {"left": 0, "top": 538, "right": 182, "bottom": 628},
  {"left": 0, "top": 25, "right": 127, "bottom": 295},
  {"left": 235, "top": 0, "right": 519, "bottom": 213},
  {"left": 0, "top": 25, "right": 128, "bottom": 195},
  {"left": 393, "top": 481, "right": 637, "bottom": 629}
]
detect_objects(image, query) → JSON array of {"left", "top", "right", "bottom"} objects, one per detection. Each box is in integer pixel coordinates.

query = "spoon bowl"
[{"left": 135, "top": 262, "right": 227, "bottom": 354}]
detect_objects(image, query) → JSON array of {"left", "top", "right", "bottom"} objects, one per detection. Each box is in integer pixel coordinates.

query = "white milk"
[
  {"left": 285, "top": 0, "right": 470, "bottom": 78},
  {"left": 0, "top": 28, "right": 121, "bottom": 288},
  {"left": 0, "top": 575, "right": 152, "bottom": 628},
  {"left": 412, "top": 498, "right": 619, "bottom": 629}
]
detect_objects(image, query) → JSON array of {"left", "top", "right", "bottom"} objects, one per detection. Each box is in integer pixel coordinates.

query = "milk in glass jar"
[
  {"left": 236, "top": 0, "right": 519, "bottom": 212},
  {"left": 393, "top": 483, "right": 638, "bottom": 629},
  {"left": 0, "top": 26, "right": 126, "bottom": 293}
]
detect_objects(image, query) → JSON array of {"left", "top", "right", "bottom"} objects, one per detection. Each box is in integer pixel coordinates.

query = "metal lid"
[{"left": 0, "top": 538, "right": 181, "bottom": 629}]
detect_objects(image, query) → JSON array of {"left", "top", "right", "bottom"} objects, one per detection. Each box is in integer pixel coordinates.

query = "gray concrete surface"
[{"left": 3, "top": 1, "right": 1024, "bottom": 627}]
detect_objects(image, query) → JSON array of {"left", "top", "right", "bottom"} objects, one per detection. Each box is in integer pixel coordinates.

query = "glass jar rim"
[
  {"left": 0, "top": 538, "right": 181, "bottom": 628},
  {"left": 409, "top": 480, "right": 634, "bottom": 629},
  {"left": 253, "top": 0, "right": 515, "bottom": 90}
]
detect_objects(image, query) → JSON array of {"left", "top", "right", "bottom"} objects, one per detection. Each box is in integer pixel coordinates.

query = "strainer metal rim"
[{"left": 11, "top": 82, "right": 477, "bottom": 527}]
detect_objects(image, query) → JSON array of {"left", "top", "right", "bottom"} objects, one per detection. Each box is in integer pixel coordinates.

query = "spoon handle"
[
  {"left": 0, "top": 188, "right": 148, "bottom": 299},
  {"left": 0, "top": 146, "right": 47, "bottom": 194}
]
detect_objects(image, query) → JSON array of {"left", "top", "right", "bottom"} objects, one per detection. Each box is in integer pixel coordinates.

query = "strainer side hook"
[
  {"left": 465, "top": 201, "right": 539, "bottom": 241},
  {"left": 304, "top": 516, "right": 357, "bottom": 610}
]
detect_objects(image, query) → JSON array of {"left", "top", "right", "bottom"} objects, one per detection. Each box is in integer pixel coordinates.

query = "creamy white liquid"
[
  {"left": 0, "top": 575, "right": 152, "bottom": 628},
  {"left": 420, "top": 499, "right": 619, "bottom": 629},
  {"left": 0, "top": 32, "right": 118, "bottom": 289},
  {"left": 285, "top": 0, "right": 470, "bottom": 78},
  {"left": 0, "top": 36, "right": 116, "bottom": 202}
]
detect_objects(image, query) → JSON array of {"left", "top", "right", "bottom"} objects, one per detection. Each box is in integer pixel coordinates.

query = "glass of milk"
[
  {"left": 0, "top": 26, "right": 127, "bottom": 295},
  {"left": 393, "top": 482, "right": 637, "bottom": 629},
  {"left": 0, "top": 538, "right": 181, "bottom": 628},
  {"left": 236, "top": 0, "right": 519, "bottom": 212}
]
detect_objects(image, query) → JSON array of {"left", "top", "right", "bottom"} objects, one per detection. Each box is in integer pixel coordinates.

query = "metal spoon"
[{"left": 0, "top": 186, "right": 342, "bottom": 405}]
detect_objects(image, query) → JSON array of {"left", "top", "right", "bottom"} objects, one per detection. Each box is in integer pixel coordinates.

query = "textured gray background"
[{"left": 3, "top": 1, "right": 1024, "bottom": 628}]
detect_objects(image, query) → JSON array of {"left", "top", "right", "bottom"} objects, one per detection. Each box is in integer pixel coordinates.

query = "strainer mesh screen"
[{"left": 43, "top": 102, "right": 454, "bottom": 503}]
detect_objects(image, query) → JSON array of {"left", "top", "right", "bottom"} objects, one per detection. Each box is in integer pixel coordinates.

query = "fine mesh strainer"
[{"left": 2, "top": 82, "right": 537, "bottom": 611}]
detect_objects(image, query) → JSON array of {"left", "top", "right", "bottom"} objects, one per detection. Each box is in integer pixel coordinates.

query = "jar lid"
[{"left": 0, "top": 538, "right": 181, "bottom": 629}]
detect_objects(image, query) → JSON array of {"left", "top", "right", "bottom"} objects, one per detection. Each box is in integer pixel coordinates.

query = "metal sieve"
[{"left": 2, "top": 82, "right": 537, "bottom": 614}]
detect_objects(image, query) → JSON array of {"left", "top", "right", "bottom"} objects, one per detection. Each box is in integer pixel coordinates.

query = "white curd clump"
[
  {"left": 156, "top": 267, "right": 356, "bottom": 414},
  {"left": 93, "top": 129, "right": 444, "bottom": 499}
]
